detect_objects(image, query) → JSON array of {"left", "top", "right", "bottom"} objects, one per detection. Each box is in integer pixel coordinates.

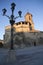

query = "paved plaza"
[{"left": 0, "top": 46, "right": 43, "bottom": 65}]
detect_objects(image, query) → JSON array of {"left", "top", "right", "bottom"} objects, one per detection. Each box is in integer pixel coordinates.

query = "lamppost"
[{"left": 2, "top": 2, "right": 22, "bottom": 49}]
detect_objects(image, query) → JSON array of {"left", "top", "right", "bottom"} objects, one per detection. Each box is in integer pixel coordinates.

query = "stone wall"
[{"left": 4, "top": 31, "right": 43, "bottom": 49}]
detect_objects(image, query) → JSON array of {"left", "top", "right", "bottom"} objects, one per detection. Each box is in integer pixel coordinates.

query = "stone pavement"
[{"left": 0, "top": 46, "right": 43, "bottom": 65}]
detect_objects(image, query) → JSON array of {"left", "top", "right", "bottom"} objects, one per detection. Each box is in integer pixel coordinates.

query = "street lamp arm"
[
  {"left": 14, "top": 16, "right": 20, "bottom": 19},
  {"left": 14, "top": 16, "right": 22, "bottom": 20},
  {"left": 5, "top": 15, "right": 10, "bottom": 19}
]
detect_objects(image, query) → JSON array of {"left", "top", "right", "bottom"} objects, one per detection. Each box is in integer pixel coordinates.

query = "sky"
[{"left": 0, "top": 0, "right": 43, "bottom": 40}]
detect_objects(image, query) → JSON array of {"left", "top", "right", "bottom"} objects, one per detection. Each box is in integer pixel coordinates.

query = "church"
[{"left": 4, "top": 12, "right": 43, "bottom": 48}]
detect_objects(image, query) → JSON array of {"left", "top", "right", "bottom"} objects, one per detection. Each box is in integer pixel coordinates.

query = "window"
[
  {"left": 19, "top": 22, "right": 21, "bottom": 24},
  {"left": 29, "top": 22, "right": 31, "bottom": 26},
  {"left": 16, "top": 23, "right": 18, "bottom": 25},
  {"left": 25, "top": 22, "right": 27, "bottom": 24},
  {"left": 22, "top": 22, "right": 24, "bottom": 24}
]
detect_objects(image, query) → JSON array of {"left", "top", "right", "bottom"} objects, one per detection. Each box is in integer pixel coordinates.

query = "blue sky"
[{"left": 0, "top": 0, "right": 43, "bottom": 39}]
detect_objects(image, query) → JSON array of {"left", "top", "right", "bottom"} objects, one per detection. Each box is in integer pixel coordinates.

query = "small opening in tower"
[
  {"left": 25, "top": 22, "right": 27, "bottom": 24},
  {"left": 16, "top": 23, "right": 18, "bottom": 25},
  {"left": 22, "top": 22, "right": 24, "bottom": 24},
  {"left": 19, "top": 22, "right": 21, "bottom": 24},
  {"left": 29, "top": 22, "right": 31, "bottom": 26}
]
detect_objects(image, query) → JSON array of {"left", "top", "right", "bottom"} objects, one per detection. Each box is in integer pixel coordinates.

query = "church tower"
[{"left": 25, "top": 12, "right": 34, "bottom": 31}]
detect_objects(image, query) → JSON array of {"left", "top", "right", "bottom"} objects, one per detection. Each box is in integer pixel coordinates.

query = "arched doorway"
[
  {"left": 0, "top": 42, "right": 3, "bottom": 48},
  {"left": 34, "top": 41, "right": 36, "bottom": 46}
]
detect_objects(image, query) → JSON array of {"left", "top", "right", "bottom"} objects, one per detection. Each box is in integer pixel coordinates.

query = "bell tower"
[{"left": 25, "top": 12, "right": 34, "bottom": 30}]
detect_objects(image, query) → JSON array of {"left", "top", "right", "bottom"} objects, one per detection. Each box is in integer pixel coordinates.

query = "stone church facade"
[{"left": 4, "top": 12, "right": 43, "bottom": 49}]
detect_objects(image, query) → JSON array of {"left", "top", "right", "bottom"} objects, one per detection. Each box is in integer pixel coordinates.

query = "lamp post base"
[{"left": 5, "top": 50, "right": 16, "bottom": 64}]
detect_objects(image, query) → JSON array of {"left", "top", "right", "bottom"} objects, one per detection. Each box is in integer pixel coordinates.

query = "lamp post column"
[
  {"left": 10, "top": 17, "right": 15, "bottom": 49},
  {"left": 10, "top": 3, "right": 16, "bottom": 49},
  {"left": 11, "top": 23, "right": 14, "bottom": 49}
]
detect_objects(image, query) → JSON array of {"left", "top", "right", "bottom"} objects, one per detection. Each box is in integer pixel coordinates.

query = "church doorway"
[
  {"left": 0, "top": 42, "right": 3, "bottom": 48},
  {"left": 34, "top": 41, "right": 36, "bottom": 46}
]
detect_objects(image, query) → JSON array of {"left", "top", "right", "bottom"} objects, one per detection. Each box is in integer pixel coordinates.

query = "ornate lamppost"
[{"left": 2, "top": 2, "right": 22, "bottom": 49}]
